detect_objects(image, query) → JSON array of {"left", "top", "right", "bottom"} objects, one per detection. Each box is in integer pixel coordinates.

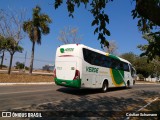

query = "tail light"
[
  {"left": 53, "top": 69, "right": 56, "bottom": 78},
  {"left": 73, "top": 70, "right": 80, "bottom": 80}
]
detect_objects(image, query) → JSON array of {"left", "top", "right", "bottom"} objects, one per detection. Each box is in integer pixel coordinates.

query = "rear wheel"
[{"left": 101, "top": 81, "right": 108, "bottom": 93}]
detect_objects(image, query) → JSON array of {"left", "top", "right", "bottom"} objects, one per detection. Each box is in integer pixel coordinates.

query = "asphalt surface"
[{"left": 0, "top": 83, "right": 159, "bottom": 119}]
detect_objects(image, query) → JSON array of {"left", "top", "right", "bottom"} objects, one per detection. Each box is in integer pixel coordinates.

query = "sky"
[{"left": 0, "top": 0, "right": 147, "bottom": 69}]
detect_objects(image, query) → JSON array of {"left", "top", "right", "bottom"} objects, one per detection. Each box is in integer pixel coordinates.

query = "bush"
[
  {"left": 15, "top": 61, "right": 24, "bottom": 69},
  {"left": 1, "top": 65, "right": 7, "bottom": 68},
  {"left": 137, "top": 74, "right": 144, "bottom": 80}
]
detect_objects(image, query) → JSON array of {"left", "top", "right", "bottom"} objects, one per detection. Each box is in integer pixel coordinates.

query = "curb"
[
  {"left": 136, "top": 83, "right": 160, "bottom": 85},
  {"left": 0, "top": 82, "right": 55, "bottom": 86}
]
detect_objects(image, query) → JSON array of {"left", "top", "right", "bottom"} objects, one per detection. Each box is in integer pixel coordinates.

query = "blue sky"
[{"left": 0, "top": 0, "right": 147, "bottom": 69}]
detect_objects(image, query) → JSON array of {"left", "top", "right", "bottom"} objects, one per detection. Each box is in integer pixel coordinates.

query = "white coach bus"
[{"left": 54, "top": 44, "right": 136, "bottom": 92}]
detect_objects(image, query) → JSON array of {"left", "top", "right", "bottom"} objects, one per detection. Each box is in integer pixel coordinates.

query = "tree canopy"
[
  {"left": 3, "top": 37, "right": 23, "bottom": 55},
  {"left": 0, "top": 35, "right": 5, "bottom": 52},
  {"left": 58, "top": 26, "right": 82, "bottom": 44},
  {"left": 132, "top": 0, "right": 160, "bottom": 60},
  {"left": 138, "top": 34, "right": 160, "bottom": 61},
  {"left": 54, "top": 0, "right": 160, "bottom": 60},
  {"left": 0, "top": 9, "right": 25, "bottom": 73},
  {"left": 15, "top": 61, "right": 25, "bottom": 69},
  {"left": 120, "top": 52, "right": 160, "bottom": 78},
  {"left": 1, "top": 36, "right": 23, "bottom": 74},
  {"left": 23, "top": 6, "right": 52, "bottom": 44},
  {"left": 104, "top": 40, "right": 118, "bottom": 55},
  {"left": 54, "top": 0, "right": 112, "bottom": 48}
]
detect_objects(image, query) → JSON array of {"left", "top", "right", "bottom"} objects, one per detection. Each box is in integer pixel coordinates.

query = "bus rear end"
[{"left": 54, "top": 44, "right": 82, "bottom": 88}]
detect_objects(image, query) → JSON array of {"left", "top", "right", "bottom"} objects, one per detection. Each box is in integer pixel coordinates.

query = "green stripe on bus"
[
  {"left": 112, "top": 69, "right": 124, "bottom": 85},
  {"left": 108, "top": 54, "right": 120, "bottom": 60},
  {"left": 110, "top": 68, "right": 124, "bottom": 87},
  {"left": 54, "top": 78, "right": 81, "bottom": 88}
]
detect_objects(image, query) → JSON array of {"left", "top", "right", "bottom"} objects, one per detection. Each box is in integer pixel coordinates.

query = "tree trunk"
[
  {"left": 29, "top": 41, "right": 35, "bottom": 74},
  {"left": 0, "top": 51, "right": 4, "bottom": 69},
  {"left": 8, "top": 53, "right": 14, "bottom": 74}
]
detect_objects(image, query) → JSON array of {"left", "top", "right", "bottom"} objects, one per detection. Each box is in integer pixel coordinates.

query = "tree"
[
  {"left": 134, "top": 57, "right": 154, "bottom": 78},
  {"left": 137, "top": 33, "right": 160, "bottom": 61},
  {"left": 104, "top": 40, "right": 118, "bottom": 55},
  {"left": 54, "top": 0, "right": 160, "bottom": 59},
  {"left": 15, "top": 61, "right": 25, "bottom": 69},
  {"left": 4, "top": 37, "right": 23, "bottom": 74},
  {"left": 0, "top": 35, "right": 5, "bottom": 69},
  {"left": 23, "top": 6, "right": 52, "bottom": 74},
  {"left": 151, "top": 57, "right": 160, "bottom": 78},
  {"left": 120, "top": 52, "right": 137, "bottom": 65},
  {"left": 120, "top": 52, "right": 159, "bottom": 79},
  {"left": 0, "top": 9, "right": 26, "bottom": 71},
  {"left": 54, "top": 0, "right": 112, "bottom": 48},
  {"left": 132, "top": 0, "right": 160, "bottom": 60},
  {"left": 58, "top": 26, "right": 81, "bottom": 44}
]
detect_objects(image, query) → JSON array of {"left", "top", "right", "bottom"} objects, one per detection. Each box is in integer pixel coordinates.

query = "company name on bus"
[
  {"left": 60, "top": 48, "right": 74, "bottom": 53},
  {"left": 86, "top": 66, "right": 99, "bottom": 73}
]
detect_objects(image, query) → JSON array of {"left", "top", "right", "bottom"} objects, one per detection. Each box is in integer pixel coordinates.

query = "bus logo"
[
  {"left": 60, "top": 48, "right": 74, "bottom": 53},
  {"left": 86, "top": 66, "right": 99, "bottom": 73},
  {"left": 60, "top": 48, "right": 65, "bottom": 53}
]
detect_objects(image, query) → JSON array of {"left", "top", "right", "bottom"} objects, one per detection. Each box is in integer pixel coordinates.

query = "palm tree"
[
  {"left": 23, "top": 6, "right": 52, "bottom": 74},
  {"left": 5, "top": 37, "right": 23, "bottom": 74}
]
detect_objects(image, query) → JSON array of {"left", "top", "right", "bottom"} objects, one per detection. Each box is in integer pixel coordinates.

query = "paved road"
[
  {"left": 0, "top": 84, "right": 159, "bottom": 110},
  {"left": 0, "top": 84, "right": 159, "bottom": 119}
]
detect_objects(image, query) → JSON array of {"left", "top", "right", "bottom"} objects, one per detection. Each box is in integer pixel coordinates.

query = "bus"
[{"left": 54, "top": 44, "right": 136, "bottom": 92}]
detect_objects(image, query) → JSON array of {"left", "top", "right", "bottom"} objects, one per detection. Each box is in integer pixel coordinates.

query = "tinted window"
[
  {"left": 123, "top": 63, "right": 129, "bottom": 72},
  {"left": 110, "top": 59, "right": 118, "bottom": 69},
  {"left": 101, "top": 56, "right": 112, "bottom": 68},
  {"left": 83, "top": 48, "right": 129, "bottom": 71},
  {"left": 83, "top": 48, "right": 112, "bottom": 68},
  {"left": 83, "top": 48, "right": 93, "bottom": 64}
]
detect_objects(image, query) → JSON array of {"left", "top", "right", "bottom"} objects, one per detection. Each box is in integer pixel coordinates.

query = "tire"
[
  {"left": 133, "top": 80, "right": 135, "bottom": 85},
  {"left": 126, "top": 81, "right": 130, "bottom": 88},
  {"left": 101, "top": 81, "right": 108, "bottom": 93}
]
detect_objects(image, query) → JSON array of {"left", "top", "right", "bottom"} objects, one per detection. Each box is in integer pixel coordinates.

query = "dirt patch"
[{"left": 0, "top": 73, "right": 54, "bottom": 83}]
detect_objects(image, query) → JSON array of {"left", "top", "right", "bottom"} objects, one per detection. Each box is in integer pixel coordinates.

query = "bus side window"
[
  {"left": 119, "top": 62, "right": 124, "bottom": 71},
  {"left": 131, "top": 66, "right": 135, "bottom": 77},
  {"left": 111, "top": 59, "right": 119, "bottom": 69},
  {"left": 123, "top": 63, "right": 129, "bottom": 72},
  {"left": 105, "top": 57, "right": 112, "bottom": 68},
  {"left": 101, "top": 56, "right": 111, "bottom": 68},
  {"left": 83, "top": 48, "right": 95, "bottom": 65}
]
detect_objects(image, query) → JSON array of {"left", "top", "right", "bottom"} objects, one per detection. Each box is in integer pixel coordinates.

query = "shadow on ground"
[
  {"left": 56, "top": 87, "right": 128, "bottom": 96},
  {"left": 10, "top": 89, "right": 159, "bottom": 120}
]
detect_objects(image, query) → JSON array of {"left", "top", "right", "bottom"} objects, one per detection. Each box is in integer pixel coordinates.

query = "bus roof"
[{"left": 58, "top": 44, "right": 131, "bottom": 64}]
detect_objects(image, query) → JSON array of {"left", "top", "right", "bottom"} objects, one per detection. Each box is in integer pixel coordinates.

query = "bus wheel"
[
  {"left": 126, "top": 81, "right": 130, "bottom": 88},
  {"left": 102, "top": 81, "right": 108, "bottom": 93},
  {"left": 133, "top": 80, "right": 135, "bottom": 85}
]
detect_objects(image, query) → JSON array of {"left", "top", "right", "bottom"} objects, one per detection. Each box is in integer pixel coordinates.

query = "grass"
[{"left": 0, "top": 73, "right": 54, "bottom": 83}]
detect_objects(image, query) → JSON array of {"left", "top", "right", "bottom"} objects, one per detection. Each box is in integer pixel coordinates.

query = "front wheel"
[
  {"left": 126, "top": 81, "right": 130, "bottom": 88},
  {"left": 133, "top": 80, "right": 135, "bottom": 85},
  {"left": 101, "top": 81, "right": 108, "bottom": 93}
]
